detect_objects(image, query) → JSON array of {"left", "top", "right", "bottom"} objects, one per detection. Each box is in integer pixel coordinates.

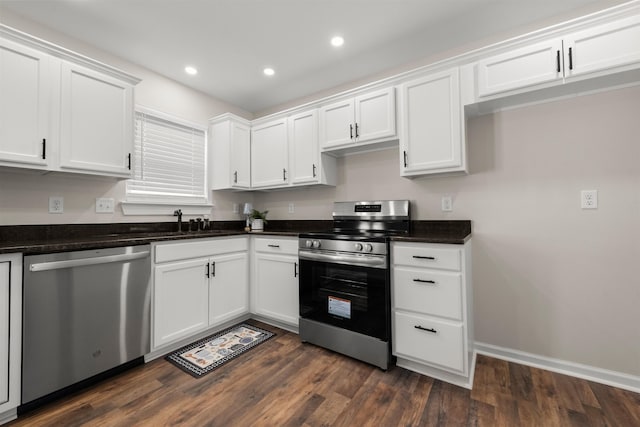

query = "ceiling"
[{"left": 0, "top": 0, "right": 627, "bottom": 114}]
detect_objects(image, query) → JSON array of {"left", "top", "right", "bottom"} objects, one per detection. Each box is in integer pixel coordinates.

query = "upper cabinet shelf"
[
  {"left": 319, "top": 87, "right": 397, "bottom": 154},
  {"left": 476, "top": 13, "right": 640, "bottom": 99},
  {"left": 0, "top": 25, "right": 140, "bottom": 179}
]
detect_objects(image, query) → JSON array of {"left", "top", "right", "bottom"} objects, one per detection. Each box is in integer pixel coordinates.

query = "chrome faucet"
[{"left": 173, "top": 209, "right": 183, "bottom": 232}]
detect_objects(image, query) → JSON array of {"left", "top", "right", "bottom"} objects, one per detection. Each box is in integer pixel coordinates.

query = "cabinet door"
[
  {"left": 251, "top": 118, "right": 288, "bottom": 188},
  {"left": 565, "top": 14, "right": 640, "bottom": 79},
  {"left": 289, "top": 109, "right": 319, "bottom": 185},
  {"left": 476, "top": 38, "right": 563, "bottom": 97},
  {"left": 230, "top": 120, "right": 252, "bottom": 188},
  {"left": 0, "top": 261, "right": 8, "bottom": 405},
  {"left": 209, "top": 252, "right": 249, "bottom": 326},
  {"left": 154, "top": 258, "right": 209, "bottom": 347},
  {"left": 0, "top": 39, "right": 50, "bottom": 169},
  {"left": 400, "top": 69, "right": 464, "bottom": 175},
  {"left": 254, "top": 253, "right": 299, "bottom": 326},
  {"left": 59, "top": 61, "right": 133, "bottom": 177},
  {"left": 319, "top": 98, "right": 354, "bottom": 149},
  {"left": 354, "top": 87, "right": 396, "bottom": 143}
]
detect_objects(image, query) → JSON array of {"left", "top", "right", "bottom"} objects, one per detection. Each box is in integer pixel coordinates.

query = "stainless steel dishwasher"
[{"left": 22, "top": 245, "right": 151, "bottom": 406}]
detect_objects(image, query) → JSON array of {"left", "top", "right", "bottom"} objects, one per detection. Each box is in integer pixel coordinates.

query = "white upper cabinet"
[
  {"left": 399, "top": 68, "right": 465, "bottom": 176},
  {"left": 477, "top": 39, "right": 564, "bottom": 97},
  {"left": 288, "top": 109, "right": 336, "bottom": 186},
  {"left": 0, "top": 26, "right": 139, "bottom": 178},
  {"left": 209, "top": 114, "right": 251, "bottom": 190},
  {"left": 58, "top": 62, "right": 134, "bottom": 177},
  {"left": 0, "top": 38, "right": 51, "bottom": 169},
  {"left": 564, "top": 14, "right": 640, "bottom": 79},
  {"left": 477, "top": 14, "right": 640, "bottom": 98},
  {"left": 319, "top": 87, "right": 396, "bottom": 151},
  {"left": 251, "top": 118, "right": 289, "bottom": 188}
]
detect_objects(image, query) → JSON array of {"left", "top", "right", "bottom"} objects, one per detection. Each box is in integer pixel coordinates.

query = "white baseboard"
[
  {"left": 0, "top": 409, "right": 17, "bottom": 426},
  {"left": 475, "top": 342, "right": 640, "bottom": 394}
]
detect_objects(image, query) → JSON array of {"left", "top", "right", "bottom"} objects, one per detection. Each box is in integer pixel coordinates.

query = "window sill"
[{"left": 121, "top": 201, "right": 214, "bottom": 216}]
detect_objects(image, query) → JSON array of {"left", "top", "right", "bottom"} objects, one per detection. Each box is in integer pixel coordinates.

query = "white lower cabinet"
[
  {"left": 153, "top": 257, "right": 210, "bottom": 348},
  {"left": 391, "top": 241, "right": 474, "bottom": 389},
  {"left": 209, "top": 252, "right": 249, "bottom": 326},
  {"left": 152, "top": 237, "right": 249, "bottom": 350},
  {"left": 0, "top": 254, "right": 22, "bottom": 425},
  {"left": 251, "top": 237, "right": 299, "bottom": 328}
]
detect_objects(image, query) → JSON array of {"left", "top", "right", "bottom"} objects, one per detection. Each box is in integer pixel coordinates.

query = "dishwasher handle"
[{"left": 29, "top": 251, "right": 150, "bottom": 272}]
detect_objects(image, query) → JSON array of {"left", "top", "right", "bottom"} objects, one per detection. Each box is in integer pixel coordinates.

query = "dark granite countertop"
[{"left": 0, "top": 220, "right": 470, "bottom": 255}]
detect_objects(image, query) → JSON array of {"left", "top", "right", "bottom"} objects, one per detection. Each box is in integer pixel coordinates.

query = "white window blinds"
[{"left": 127, "top": 110, "right": 207, "bottom": 204}]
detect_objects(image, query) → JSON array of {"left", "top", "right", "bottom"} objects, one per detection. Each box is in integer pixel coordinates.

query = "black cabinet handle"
[
  {"left": 234, "top": 171, "right": 238, "bottom": 184},
  {"left": 206, "top": 263, "right": 210, "bottom": 278},
  {"left": 127, "top": 153, "right": 131, "bottom": 170},
  {"left": 413, "top": 255, "right": 436, "bottom": 260},
  {"left": 403, "top": 150, "right": 408, "bottom": 168},
  {"left": 568, "top": 47, "right": 573, "bottom": 70},
  {"left": 350, "top": 124, "right": 353, "bottom": 139},
  {"left": 41, "top": 138, "right": 46, "bottom": 160},
  {"left": 312, "top": 164, "right": 316, "bottom": 177},
  {"left": 283, "top": 168, "right": 287, "bottom": 181},
  {"left": 556, "top": 50, "right": 561, "bottom": 73},
  {"left": 355, "top": 123, "right": 359, "bottom": 138},
  {"left": 267, "top": 244, "right": 280, "bottom": 248},
  {"left": 413, "top": 278, "right": 436, "bottom": 284},
  {"left": 211, "top": 261, "right": 216, "bottom": 277},
  {"left": 415, "top": 325, "right": 437, "bottom": 333},
  {"left": 294, "top": 262, "right": 298, "bottom": 278}
]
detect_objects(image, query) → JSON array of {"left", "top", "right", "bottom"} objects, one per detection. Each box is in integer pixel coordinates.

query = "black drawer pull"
[
  {"left": 556, "top": 50, "right": 561, "bottom": 73},
  {"left": 415, "top": 325, "right": 437, "bottom": 334},
  {"left": 413, "top": 279, "right": 436, "bottom": 284},
  {"left": 267, "top": 244, "right": 280, "bottom": 248},
  {"left": 413, "top": 255, "right": 436, "bottom": 260}
]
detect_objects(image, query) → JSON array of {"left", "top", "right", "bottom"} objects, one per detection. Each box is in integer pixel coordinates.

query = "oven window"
[{"left": 299, "top": 259, "right": 389, "bottom": 340}]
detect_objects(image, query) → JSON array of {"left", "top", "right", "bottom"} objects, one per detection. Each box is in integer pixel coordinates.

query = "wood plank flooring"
[{"left": 9, "top": 320, "right": 640, "bottom": 426}]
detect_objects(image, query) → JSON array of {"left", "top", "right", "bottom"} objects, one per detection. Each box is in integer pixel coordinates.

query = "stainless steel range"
[{"left": 298, "top": 200, "right": 410, "bottom": 369}]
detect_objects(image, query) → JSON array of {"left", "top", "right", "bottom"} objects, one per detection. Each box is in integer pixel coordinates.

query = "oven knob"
[
  {"left": 364, "top": 243, "right": 373, "bottom": 252},
  {"left": 305, "top": 240, "right": 313, "bottom": 248},
  {"left": 354, "top": 243, "right": 363, "bottom": 251},
  {"left": 311, "top": 240, "right": 321, "bottom": 249}
]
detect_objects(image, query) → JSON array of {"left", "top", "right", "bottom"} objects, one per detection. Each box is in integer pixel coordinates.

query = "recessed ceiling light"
[
  {"left": 263, "top": 67, "right": 275, "bottom": 76},
  {"left": 184, "top": 66, "right": 198, "bottom": 75},
  {"left": 331, "top": 36, "right": 344, "bottom": 47}
]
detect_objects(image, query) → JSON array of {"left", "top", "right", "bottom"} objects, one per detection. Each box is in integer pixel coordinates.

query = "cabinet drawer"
[
  {"left": 155, "top": 237, "right": 248, "bottom": 263},
  {"left": 393, "top": 267, "right": 462, "bottom": 320},
  {"left": 393, "top": 243, "right": 461, "bottom": 271},
  {"left": 254, "top": 237, "right": 298, "bottom": 256},
  {"left": 394, "top": 311, "right": 464, "bottom": 373}
]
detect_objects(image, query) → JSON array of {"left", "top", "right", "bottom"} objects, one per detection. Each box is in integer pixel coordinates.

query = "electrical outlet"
[
  {"left": 96, "top": 198, "right": 115, "bottom": 213},
  {"left": 288, "top": 203, "right": 295, "bottom": 214},
  {"left": 581, "top": 190, "right": 598, "bottom": 209},
  {"left": 233, "top": 203, "right": 239, "bottom": 213},
  {"left": 441, "top": 195, "right": 453, "bottom": 212},
  {"left": 49, "top": 196, "right": 64, "bottom": 214}
]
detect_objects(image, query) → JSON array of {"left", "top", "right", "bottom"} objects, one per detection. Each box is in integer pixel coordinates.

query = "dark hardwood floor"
[{"left": 10, "top": 320, "right": 640, "bottom": 426}]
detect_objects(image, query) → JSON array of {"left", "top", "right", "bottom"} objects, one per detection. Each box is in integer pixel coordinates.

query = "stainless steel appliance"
[
  {"left": 22, "top": 245, "right": 151, "bottom": 406},
  {"left": 298, "top": 200, "right": 410, "bottom": 369}
]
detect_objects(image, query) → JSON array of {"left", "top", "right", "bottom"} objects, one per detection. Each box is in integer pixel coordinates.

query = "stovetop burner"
[{"left": 300, "top": 200, "right": 410, "bottom": 243}]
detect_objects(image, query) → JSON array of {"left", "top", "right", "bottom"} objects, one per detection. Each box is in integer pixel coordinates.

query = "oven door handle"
[{"left": 298, "top": 250, "right": 387, "bottom": 269}]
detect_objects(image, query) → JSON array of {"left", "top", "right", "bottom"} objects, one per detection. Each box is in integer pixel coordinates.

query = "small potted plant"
[{"left": 249, "top": 209, "right": 268, "bottom": 232}]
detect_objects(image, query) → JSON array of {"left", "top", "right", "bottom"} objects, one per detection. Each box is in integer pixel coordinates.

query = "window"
[{"left": 125, "top": 107, "right": 209, "bottom": 210}]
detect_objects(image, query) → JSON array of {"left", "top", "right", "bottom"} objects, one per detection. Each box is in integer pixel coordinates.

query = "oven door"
[{"left": 298, "top": 250, "right": 390, "bottom": 341}]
